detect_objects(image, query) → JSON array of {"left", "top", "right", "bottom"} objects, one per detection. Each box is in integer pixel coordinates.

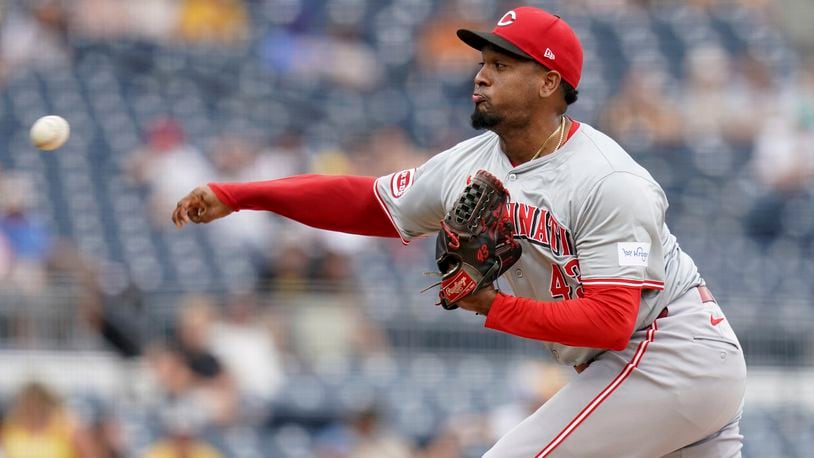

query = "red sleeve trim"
[
  {"left": 484, "top": 284, "right": 642, "bottom": 351},
  {"left": 372, "top": 177, "right": 410, "bottom": 246},
  {"left": 581, "top": 278, "right": 664, "bottom": 290}
]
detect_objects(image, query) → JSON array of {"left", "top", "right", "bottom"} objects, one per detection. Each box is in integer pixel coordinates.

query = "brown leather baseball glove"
[{"left": 433, "top": 170, "right": 522, "bottom": 310}]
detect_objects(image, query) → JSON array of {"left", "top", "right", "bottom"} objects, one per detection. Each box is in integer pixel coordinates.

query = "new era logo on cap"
[{"left": 544, "top": 48, "right": 555, "bottom": 60}]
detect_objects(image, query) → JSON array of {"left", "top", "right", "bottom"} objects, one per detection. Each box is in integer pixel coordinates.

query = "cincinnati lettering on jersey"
[{"left": 508, "top": 202, "right": 575, "bottom": 257}]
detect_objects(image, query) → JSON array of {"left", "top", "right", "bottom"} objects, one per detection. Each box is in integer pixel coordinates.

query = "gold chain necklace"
[{"left": 530, "top": 116, "right": 567, "bottom": 162}]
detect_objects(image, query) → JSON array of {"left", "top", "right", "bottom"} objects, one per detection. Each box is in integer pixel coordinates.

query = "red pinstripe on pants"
[{"left": 535, "top": 320, "right": 659, "bottom": 457}]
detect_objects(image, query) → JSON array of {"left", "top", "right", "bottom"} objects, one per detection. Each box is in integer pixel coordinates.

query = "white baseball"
[{"left": 30, "top": 115, "right": 71, "bottom": 151}]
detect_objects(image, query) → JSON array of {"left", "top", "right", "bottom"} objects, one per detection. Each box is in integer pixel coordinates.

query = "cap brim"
[{"left": 457, "top": 29, "right": 534, "bottom": 61}]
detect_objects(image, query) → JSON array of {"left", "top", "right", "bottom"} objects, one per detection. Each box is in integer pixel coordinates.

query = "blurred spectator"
[
  {"left": 680, "top": 45, "right": 756, "bottom": 145},
  {"left": 351, "top": 126, "right": 429, "bottom": 177},
  {"left": 419, "top": 361, "right": 569, "bottom": 457},
  {"left": 0, "top": 381, "right": 101, "bottom": 458},
  {"left": 143, "top": 436, "right": 222, "bottom": 458},
  {"left": 746, "top": 58, "right": 814, "bottom": 242},
  {"left": 76, "top": 264, "right": 148, "bottom": 361},
  {"left": 483, "top": 361, "right": 570, "bottom": 440},
  {"left": 261, "top": 28, "right": 382, "bottom": 91},
  {"left": 288, "top": 291, "right": 391, "bottom": 363},
  {"left": 176, "top": 0, "right": 249, "bottom": 47},
  {"left": 175, "top": 297, "right": 224, "bottom": 379},
  {"left": 80, "top": 293, "right": 240, "bottom": 427},
  {"left": 775, "top": 0, "right": 814, "bottom": 55},
  {"left": 71, "top": 0, "right": 135, "bottom": 40},
  {"left": 72, "top": 0, "right": 178, "bottom": 42},
  {"left": 599, "top": 66, "right": 683, "bottom": 148},
  {"left": 729, "top": 49, "right": 780, "bottom": 139},
  {"left": 83, "top": 405, "right": 128, "bottom": 458},
  {"left": 212, "top": 135, "right": 265, "bottom": 182},
  {"left": 0, "top": 230, "right": 12, "bottom": 279},
  {"left": 0, "top": 172, "right": 52, "bottom": 294},
  {"left": 260, "top": 237, "right": 313, "bottom": 294},
  {"left": 0, "top": 0, "right": 71, "bottom": 75},
  {"left": 187, "top": 293, "right": 285, "bottom": 403},
  {"left": 322, "top": 25, "right": 383, "bottom": 91},
  {"left": 142, "top": 399, "right": 223, "bottom": 458},
  {"left": 37, "top": 239, "right": 107, "bottom": 349},
  {"left": 145, "top": 340, "right": 237, "bottom": 429},
  {"left": 416, "top": 5, "right": 484, "bottom": 79},
  {"left": 169, "top": 295, "right": 239, "bottom": 425},
  {"left": 210, "top": 130, "right": 306, "bottom": 200},
  {"left": 312, "top": 247, "right": 355, "bottom": 285},
  {"left": 254, "top": 132, "right": 309, "bottom": 180},
  {"left": 757, "top": 53, "right": 813, "bottom": 174},
  {"left": 127, "top": 118, "right": 217, "bottom": 228},
  {"left": 315, "top": 403, "right": 414, "bottom": 458}
]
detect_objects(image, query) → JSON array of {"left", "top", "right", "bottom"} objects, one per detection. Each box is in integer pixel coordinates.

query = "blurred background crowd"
[{"left": 1, "top": 0, "right": 813, "bottom": 456}]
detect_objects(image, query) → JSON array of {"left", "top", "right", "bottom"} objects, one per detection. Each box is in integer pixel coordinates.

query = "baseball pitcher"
[{"left": 173, "top": 6, "right": 747, "bottom": 457}]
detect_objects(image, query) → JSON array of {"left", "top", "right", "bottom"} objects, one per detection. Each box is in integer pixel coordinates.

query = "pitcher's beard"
[{"left": 471, "top": 109, "right": 502, "bottom": 130}]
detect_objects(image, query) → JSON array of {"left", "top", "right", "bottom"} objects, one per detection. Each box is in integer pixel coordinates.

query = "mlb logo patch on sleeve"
[{"left": 618, "top": 242, "right": 650, "bottom": 266}]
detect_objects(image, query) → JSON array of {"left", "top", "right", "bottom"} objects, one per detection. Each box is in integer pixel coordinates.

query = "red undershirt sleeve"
[
  {"left": 484, "top": 285, "right": 641, "bottom": 351},
  {"left": 208, "top": 175, "right": 400, "bottom": 238}
]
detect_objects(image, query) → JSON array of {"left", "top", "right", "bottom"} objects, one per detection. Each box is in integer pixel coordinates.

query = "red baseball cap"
[{"left": 457, "top": 7, "right": 583, "bottom": 89}]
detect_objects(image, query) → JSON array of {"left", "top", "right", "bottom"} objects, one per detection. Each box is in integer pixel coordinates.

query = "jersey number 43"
[{"left": 550, "top": 259, "right": 584, "bottom": 300}]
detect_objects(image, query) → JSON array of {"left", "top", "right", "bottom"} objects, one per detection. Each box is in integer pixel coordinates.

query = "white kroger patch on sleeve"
[{"left": 617, "top": 242, "right": 651, "bottom": 267}]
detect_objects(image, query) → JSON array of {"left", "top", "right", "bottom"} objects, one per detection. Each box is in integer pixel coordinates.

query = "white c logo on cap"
[{"left": 497, "top": 10, "right": 516, "bottom": 26}]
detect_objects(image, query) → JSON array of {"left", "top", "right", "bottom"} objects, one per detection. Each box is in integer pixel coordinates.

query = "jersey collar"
[{"left": 506, "top": 118, "right": 581, "bottom": 170}]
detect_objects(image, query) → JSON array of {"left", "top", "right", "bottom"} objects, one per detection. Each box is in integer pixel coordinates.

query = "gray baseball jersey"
[
  {"left": 374, "top": 121, "right": 747, "bottom": 456},
  {"left": 375, "top": 122, "right": 701, "bottom": 366}
]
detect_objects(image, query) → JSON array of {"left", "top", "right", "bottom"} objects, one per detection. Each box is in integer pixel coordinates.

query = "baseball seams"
[{"left": 535, "top": 319, "right": 660, "bottom": 457}]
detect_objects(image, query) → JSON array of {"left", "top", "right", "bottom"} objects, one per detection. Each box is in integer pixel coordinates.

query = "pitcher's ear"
[{"left": 538, "top": 70, "right": 562, "bottom": 99}]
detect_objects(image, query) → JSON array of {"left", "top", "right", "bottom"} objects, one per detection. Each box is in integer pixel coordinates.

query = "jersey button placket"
[{"left": 508, "top": 173, "right": 517, "bottom": 182}]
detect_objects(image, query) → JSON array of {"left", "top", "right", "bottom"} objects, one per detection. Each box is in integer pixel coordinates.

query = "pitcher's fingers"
[
  {"left": 172, "top": 203, "right": 185, "bottom": 227},
  {"left": 182, "top": 206, "right": 193, "bottom": 225},
  {"left": 173, "top": 199, "right": 191, "bottom": 227},
  {"left": 181, "top": 205, "right": 192, "bottom": 225}
]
